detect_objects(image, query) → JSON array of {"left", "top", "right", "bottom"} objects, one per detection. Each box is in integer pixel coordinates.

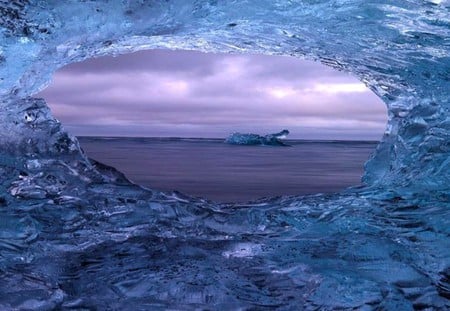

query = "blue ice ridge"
[{"left": 225, "top": 129, "right": 290, "bottom": 146}]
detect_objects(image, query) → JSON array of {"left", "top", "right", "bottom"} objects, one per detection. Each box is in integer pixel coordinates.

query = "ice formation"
[
  {"left": 226, "top": 129, "right": 290, "bottom": 146},
  {"left": 0, "top": 1, "right": 449, "bottom": 309}
]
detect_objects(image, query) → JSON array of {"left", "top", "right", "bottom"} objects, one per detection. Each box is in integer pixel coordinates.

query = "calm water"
[{"left": 78, "top": 137, "right": 378, "bottom": 203}]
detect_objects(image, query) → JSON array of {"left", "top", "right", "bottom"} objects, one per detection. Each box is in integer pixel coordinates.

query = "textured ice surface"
[
  {"left": 0, "top": 0, "right": 449, "bottom": 310},
  {"left": 226, "top": 129, "right": 290, "bottom": 146}
]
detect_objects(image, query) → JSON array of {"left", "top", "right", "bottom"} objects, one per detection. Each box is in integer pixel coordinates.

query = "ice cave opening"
[
  {"left": 0, "top": 1, "right": 449, "bottom": 309},
  {"left": 38, "top": 49, "right": 387, "bottom": 202}
]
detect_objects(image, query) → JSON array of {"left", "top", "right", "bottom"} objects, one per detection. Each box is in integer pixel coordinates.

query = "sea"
[{"left": 78, "top": 137, "right": 378, "bottom": 203}]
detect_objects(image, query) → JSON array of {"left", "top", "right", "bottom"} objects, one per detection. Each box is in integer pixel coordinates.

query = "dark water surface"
[{"left": 78, "top": 137, "right": 378, "bottom": 203}]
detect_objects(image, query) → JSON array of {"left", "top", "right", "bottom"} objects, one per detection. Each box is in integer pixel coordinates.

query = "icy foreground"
[
  {"left": 0, "top": 1, "right": 449, "bottom": 310},
  {"left": 226, "top": 130, "right": 290, "bottom": 146}
]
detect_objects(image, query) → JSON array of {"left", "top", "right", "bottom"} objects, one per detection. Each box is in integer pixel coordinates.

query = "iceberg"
[
  {"left": 0, "top": 1, "right": 449, "bottom": 309},
  {"left": 225, "top": 129, "right": 290, "bottom": 146}
]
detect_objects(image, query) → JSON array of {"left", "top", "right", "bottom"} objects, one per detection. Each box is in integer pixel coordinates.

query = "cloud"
[
  {"left": 61, "top": 49, "right": 218, "bottom": 76},
  {"left": 38, "top": 50, "right": 387, "bottom": 140},
  {"left": 310, "top": 83, "right": 368, "bottom": 94}
]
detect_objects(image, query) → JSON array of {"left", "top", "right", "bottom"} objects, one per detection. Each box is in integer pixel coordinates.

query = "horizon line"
[{"left": 75, "top": 135, "right": 380, "bottom": 143}]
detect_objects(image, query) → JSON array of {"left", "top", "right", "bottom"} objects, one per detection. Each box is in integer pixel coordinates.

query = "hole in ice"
[{"left": 39, "top": 50, "right": 386, "bottom": 203}]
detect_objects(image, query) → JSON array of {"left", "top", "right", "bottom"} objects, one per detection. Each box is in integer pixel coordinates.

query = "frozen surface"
[
  {"left": 225, "top": 129, "right": 290, "bottom": 146},
  {"left": 0, "top": 0, "right": 449, "bottom": 309}
]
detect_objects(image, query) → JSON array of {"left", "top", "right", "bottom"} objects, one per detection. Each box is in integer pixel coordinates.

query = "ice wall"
[
  {"left": 0, "top": 0, "right": 449, "bottom": 190},
  {"left": 1, "top": 2, "right": 449, "bottom": 309}
]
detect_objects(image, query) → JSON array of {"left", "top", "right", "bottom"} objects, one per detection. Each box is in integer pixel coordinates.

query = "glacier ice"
[
  {"left": 225, "top": 129, "right": 290, "bottom": 146},
  {"left": 0, "top": 0, "right": 449, "bottom": 309}
]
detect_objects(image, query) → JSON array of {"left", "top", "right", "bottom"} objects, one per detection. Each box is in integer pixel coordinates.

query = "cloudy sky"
[{"left": 38, "top": 49, "right": 386, "bottom": 140}]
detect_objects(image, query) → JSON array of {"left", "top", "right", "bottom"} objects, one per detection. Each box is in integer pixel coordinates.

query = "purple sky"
[{"left": 38, "top": 49, "right": 386, "bottom": 140}]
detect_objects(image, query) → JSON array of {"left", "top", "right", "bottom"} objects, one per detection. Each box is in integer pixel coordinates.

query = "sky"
[{"left": 38, "top": 49, "right": 387, "bottom": 140}]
